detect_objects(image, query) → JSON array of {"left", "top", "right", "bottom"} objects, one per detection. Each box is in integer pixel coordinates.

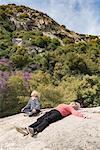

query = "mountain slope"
[
  {"left": 0, "top": 4, "right": 99, "bottom": 43},
  {"left": 0, "top": 4, "right": 100, "bottom": 118}
]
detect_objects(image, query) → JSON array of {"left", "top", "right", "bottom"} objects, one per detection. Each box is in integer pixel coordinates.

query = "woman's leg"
[
  {"left": 29, "top": 111, "right": 51, "bottom": 128},
  {"left": 29, "top": 110, "right": 63, "bottom": 133}
]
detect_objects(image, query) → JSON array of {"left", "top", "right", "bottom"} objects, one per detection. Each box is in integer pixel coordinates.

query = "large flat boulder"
[{"left": 0, "top": 108, "right": 100, "bottom": 150}]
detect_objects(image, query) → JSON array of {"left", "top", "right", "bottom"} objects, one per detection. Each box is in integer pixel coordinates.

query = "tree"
[
  {"left": 51, "top": 38, "right": 60, "bottom": 46},
  {"left": 10, "top": 46, "right": 30, "bottom": 69},
  {"left": 76, "top": 75, "right": 100, "bottom": 107},
  {"left": 66, "top": 52, "right": 88, "bottom": 74},
  {"left": 34, "top": 36, "right": 47, "bottom": 48}
]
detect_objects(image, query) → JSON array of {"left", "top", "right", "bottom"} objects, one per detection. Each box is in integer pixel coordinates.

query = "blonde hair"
[
  {"left": 70, "top": 102, "right": 80, "bottom": 110},
  {"left": 31, "top": 90, "right": 40, "bottom": 98}
]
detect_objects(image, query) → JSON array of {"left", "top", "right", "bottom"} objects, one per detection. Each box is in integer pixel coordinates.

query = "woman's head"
[
  {"left": 31, "top": 90, "right": 40, "bottom": 98},
  {"left": 69, "top": 102, "right": 80, "bottom": 110}
]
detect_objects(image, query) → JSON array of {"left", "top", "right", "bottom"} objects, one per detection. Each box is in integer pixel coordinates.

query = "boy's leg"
[
  {"left": 22, "top": 108, "right": 30, "bottom": 114},
  {"left": 28, "top": 109, "right": 41, "bottom": 117}
]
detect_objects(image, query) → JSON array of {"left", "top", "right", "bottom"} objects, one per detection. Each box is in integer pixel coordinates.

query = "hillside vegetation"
[{"left": 0, "top": 4, "right": 100, "bottom": 117}]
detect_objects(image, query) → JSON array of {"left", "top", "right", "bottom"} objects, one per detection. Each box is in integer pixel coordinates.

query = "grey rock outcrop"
[{"left": 0, "top": 107, "right": 100, "bottom": 150}]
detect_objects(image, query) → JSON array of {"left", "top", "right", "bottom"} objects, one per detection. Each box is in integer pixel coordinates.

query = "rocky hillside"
[
  {"left": 0, "top": 107, "right": 100, "bottom": 150},
  {"left": 0, "top": 4, "right": 100, "bottom": 118},
  {"left": 0, "top": 4, "right": 99, "bottom": 43}
]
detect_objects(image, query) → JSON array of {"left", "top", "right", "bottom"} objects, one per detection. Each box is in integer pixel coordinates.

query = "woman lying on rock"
[
  {"left": 21, "top": 90, "right": 41, "bottom": 117},
  {"left": 16, "top": 102, "right": 87, "bottom": 137}
]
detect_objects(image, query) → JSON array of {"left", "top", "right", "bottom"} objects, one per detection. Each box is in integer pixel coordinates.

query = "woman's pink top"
[{"left": 55, "top": 104, "right": 84, "bottom": 117}]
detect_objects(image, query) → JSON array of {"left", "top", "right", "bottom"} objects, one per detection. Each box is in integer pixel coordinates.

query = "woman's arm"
[{"left": 69, "top": 107, "right": 85, "bottom": 118}]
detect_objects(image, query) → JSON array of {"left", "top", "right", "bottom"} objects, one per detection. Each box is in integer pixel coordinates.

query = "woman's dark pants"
[{"left": 29, "top": 109, "right": 63, "bottom": 133}]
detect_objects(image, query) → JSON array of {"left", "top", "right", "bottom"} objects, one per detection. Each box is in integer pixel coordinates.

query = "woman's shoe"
[
  {"left": 15, "top": 127, "right": 29, "bottom": 136},
  {"left": 27, "top": 127, "right": 38, "bottom": 137},
  {"left": 27, "top": 127, "right": 35, "bottom": 137}
]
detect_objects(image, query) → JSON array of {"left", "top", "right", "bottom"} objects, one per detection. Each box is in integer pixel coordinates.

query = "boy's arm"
[
  {"left": 31, "top": 99, "right": 40, "bottom": 113},
  {"left": 34, "top": 99, "right": 40, "bottom": 110},
  {"left": 21, "top": 99, "right": 31, "bottom": 112}
]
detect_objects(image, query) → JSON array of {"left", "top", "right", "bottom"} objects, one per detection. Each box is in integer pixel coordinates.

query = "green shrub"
[
  {"left": 63, "top": 37, "right": 74, "bottom": 44},
  {"left": 10, "top": 46, "right": 30, "bottom": 69},
  {"left": 37, "top": 84, "right": 63, "bottom": 108},
  {"left": 20, "top": 13, "right": 29, "bottom": 18},
  {"left": 51, "top": 38, "right": 60, "bottom": 46},
  {"left": 76, "top": 75, "right": 100, "bottom": 107},
  {"left": 34, "top": 36, "right": 47, "bottom": 48},
  {"left": 47, "top": 43, "right": 57, "bottom": 50},
  {"left": 16, "top": 6, "right": 23, "bottom": 12},
  {"left": 35, "top": 31, "right": 43, "bottom": 36}
]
